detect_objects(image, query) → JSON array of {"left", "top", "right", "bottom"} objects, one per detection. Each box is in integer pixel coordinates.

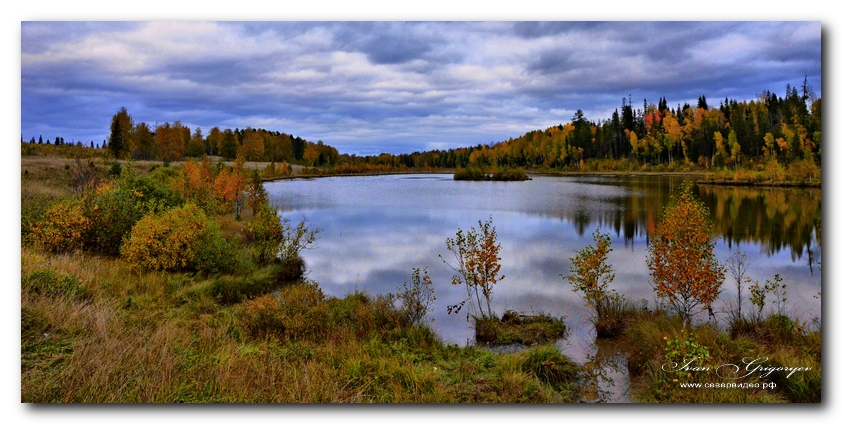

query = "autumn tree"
[
  {"left": 134, "top": 122, "right": 156, "bottom": 160},
  {"left": 713, "top": 132, "right": 728, "bottom": 167},
  {"left": 239, "top": 129, "right": 265, "bottom": 161},
  {"left": 563, "top": 228, "right": 615, "bottom": 320},
  {"left": 727, "top": 130, "right": 741, "bottom": 168},
  {"left": 156, "top": 122, "right": 187, "bottom": 162},
  {"left": 207, "top": 127, "right": 223, "bottom": 156},
  {"left": 647, "top": 185, "right": 725, "bottom": 325},
  {"left": 247, "top": 203, "right": 285, "bottom": 265},
  {"left": 440, "top": 216, "right": 504, "bottom": 319},
  {"left": 213, "top": 157, "right": 246, "bottom": 218},
  {"left": 245, "top": 169, "right": 268, "bottom": 216}
]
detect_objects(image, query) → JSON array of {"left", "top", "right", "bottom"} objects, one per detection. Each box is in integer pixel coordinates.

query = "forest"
[
  {"left": 335, "top": 80, "right": 821, "bottom": 182},
  {"left": 23, "top": 78, "right": 820, "bottom": 184}
]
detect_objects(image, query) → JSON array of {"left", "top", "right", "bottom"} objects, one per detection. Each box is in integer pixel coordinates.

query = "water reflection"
[
  {"left": 696, "top": 185, "right": 821, "bottom": 267},
  {"left": 577, "top": 338, "right": 632, "bottom": 403},
  {"left": 265, "top": 174, "right": 821, "bottom": 348}
]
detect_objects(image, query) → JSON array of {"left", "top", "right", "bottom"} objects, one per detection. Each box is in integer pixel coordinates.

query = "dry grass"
[
  {"left": 21, "top": 246, "right": 583, "bottom": 403},
  {"left": 20, "top": 150, "right": 583, "bottom": 403}
]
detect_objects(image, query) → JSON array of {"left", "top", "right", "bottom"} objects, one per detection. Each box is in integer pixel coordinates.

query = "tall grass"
[
  {"left": 21, "top": 245, "right": 582, "bottom": 403},
  {"left": 614, "top": 307, "right": 820, "bottom": 403}
]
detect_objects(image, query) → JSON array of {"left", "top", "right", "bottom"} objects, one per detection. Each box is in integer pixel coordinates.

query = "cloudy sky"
[{"left": 20, "top": 20, "right": 822, "bottom": 156}]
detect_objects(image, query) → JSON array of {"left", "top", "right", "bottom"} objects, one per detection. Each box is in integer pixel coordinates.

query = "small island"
[{"left": 453, "top": 166, "right": 531, "bottom": 181}]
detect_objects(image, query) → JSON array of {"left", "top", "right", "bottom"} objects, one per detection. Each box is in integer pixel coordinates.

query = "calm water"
[{"left": 265, "top": 174, "right": 821, "bottom": 379}]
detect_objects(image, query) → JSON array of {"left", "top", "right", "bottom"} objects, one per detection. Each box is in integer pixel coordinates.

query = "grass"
[
  {"left": 20, "top": 247, "right": 582, "bottom": 402},
  {"left": 474, "top": 311, "right": 567, "bottom": 345},
  {"left": 613, "top": 308, "right": 821, "bottom": 403},
  {"left": 20, "top": 152, "right": 582, "bottom": 403}
]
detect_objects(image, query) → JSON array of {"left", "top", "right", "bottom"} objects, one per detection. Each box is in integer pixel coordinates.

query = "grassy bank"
[
  {"left": 20, "top": 153, "right": 581, "bottom": 403},
  {"left": 700, "top": 159, "right": 820, "bottom": 187},
  {"left": 21, "top": 247, "right": 582, "bottom": 403}
]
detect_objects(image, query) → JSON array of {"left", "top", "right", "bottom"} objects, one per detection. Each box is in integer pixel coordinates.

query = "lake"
[{"left": 265, "top": 174, "right": 822, "bottom": 367}]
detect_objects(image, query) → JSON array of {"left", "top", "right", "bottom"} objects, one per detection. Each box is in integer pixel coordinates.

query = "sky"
[{"left": 20, "top": 20, "right": 822, "bottom": 156}]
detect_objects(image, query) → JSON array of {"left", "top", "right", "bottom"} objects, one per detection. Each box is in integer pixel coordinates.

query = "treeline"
[
  {"left": 337, "top": 79, "right": 821, "bottom": 174},
  {"left": 103, "top": 107, "right": 339, "bottom": 166}
]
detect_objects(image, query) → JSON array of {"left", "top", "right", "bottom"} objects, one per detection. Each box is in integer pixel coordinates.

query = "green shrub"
[
  {"left": 122, "top": 167, "right": 185, "bottom": 209},
  {"left": 108, "top": 161, "right": 122, "bottom": 177},
  {"left": 453, "top": 166, "right": 485, "bottom": 180},
  {"left": 121, "top": 202, "right": 235, "bottom": 273},
  {"left": 395, "top": 267, "right": 436, "bottom": 325},
  {"left": 84, "top": 185, "right": 151, "bottom": 256},
  {"left": 663, "top": 330, "right": 710, "bottom": 382},
  {"left": 21, "top": 191, "right": 54, "bottom": 239},
  {"left": 247, "top": 203, "right": 284, "bottom": 265}
]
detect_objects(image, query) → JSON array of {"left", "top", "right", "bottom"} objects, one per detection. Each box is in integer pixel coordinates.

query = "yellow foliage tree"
[{"left": 647, "top": 185, "right": 725, "bottom": 325}]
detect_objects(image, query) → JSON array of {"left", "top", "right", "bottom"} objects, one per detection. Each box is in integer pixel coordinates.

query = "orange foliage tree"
[
  {"left": 213, "top": 156, "right": 246, "bottom": 218},
  {"left": 441, "top": 216, "right": 504, "bottom": 319},
  {"left": 647, "top": 185, "right": 725, "bottom": 325},
  {"left": 177, "top": 158, "right": 214, "bottom": 208}
]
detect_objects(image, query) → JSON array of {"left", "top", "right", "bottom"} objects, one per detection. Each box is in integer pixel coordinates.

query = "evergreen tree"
[{"left": 109, "top": 107, "right": 133, "bottom": 159}]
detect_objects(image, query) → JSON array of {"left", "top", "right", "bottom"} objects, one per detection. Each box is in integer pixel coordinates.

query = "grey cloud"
[{"left": 21, "top": 21, "right": 822, "bottom": 156}]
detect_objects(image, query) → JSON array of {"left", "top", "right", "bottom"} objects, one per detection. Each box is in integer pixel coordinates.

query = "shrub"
[
  {"left": 563, "top": 228, "right": 615, "bottom": 324},
  {"left": 84, "top": 184, "right": 150, "bottom": 256},
  {"left": 121, "top": 202, "right": 235, "bottom": 273},
  {"left": 453, "top": 166, "right": 485, "bottom": 181},
  {"left": 108, "top": 161, "right": 122, "bottom": 177},
  {"left": 21, "top": 191, "right": 53, "bottom": 239},
  {"left": 441, "top": 216, "right": 504, "bottom": 319},
  {"left": 247, "top": 203, "right": 284, "bottom": 265},
  {"left": 206, "top": 265, "right": 285, "bottom": 304},
  {"left": 277, "top": 216, "right": 321, "bottom": 268},
  {"left": 240, "top": 283, "right": 329, "bottom": 341},
  {"left": 29, "top": 199, "right": 90, "bottom": 253},
  {"left": 662, "top": 330, "right": 710, "bottom": 382},
  {"left": 122, "top": 167, "right": 185, "bottom": 210},
  {"left": 395, "top": 267, "right": 436, "bottom": 325}
]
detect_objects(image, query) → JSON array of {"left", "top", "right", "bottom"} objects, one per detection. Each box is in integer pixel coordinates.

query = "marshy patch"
[{"left": 474, "top": 310, "right": 567, "bottom": 346}]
